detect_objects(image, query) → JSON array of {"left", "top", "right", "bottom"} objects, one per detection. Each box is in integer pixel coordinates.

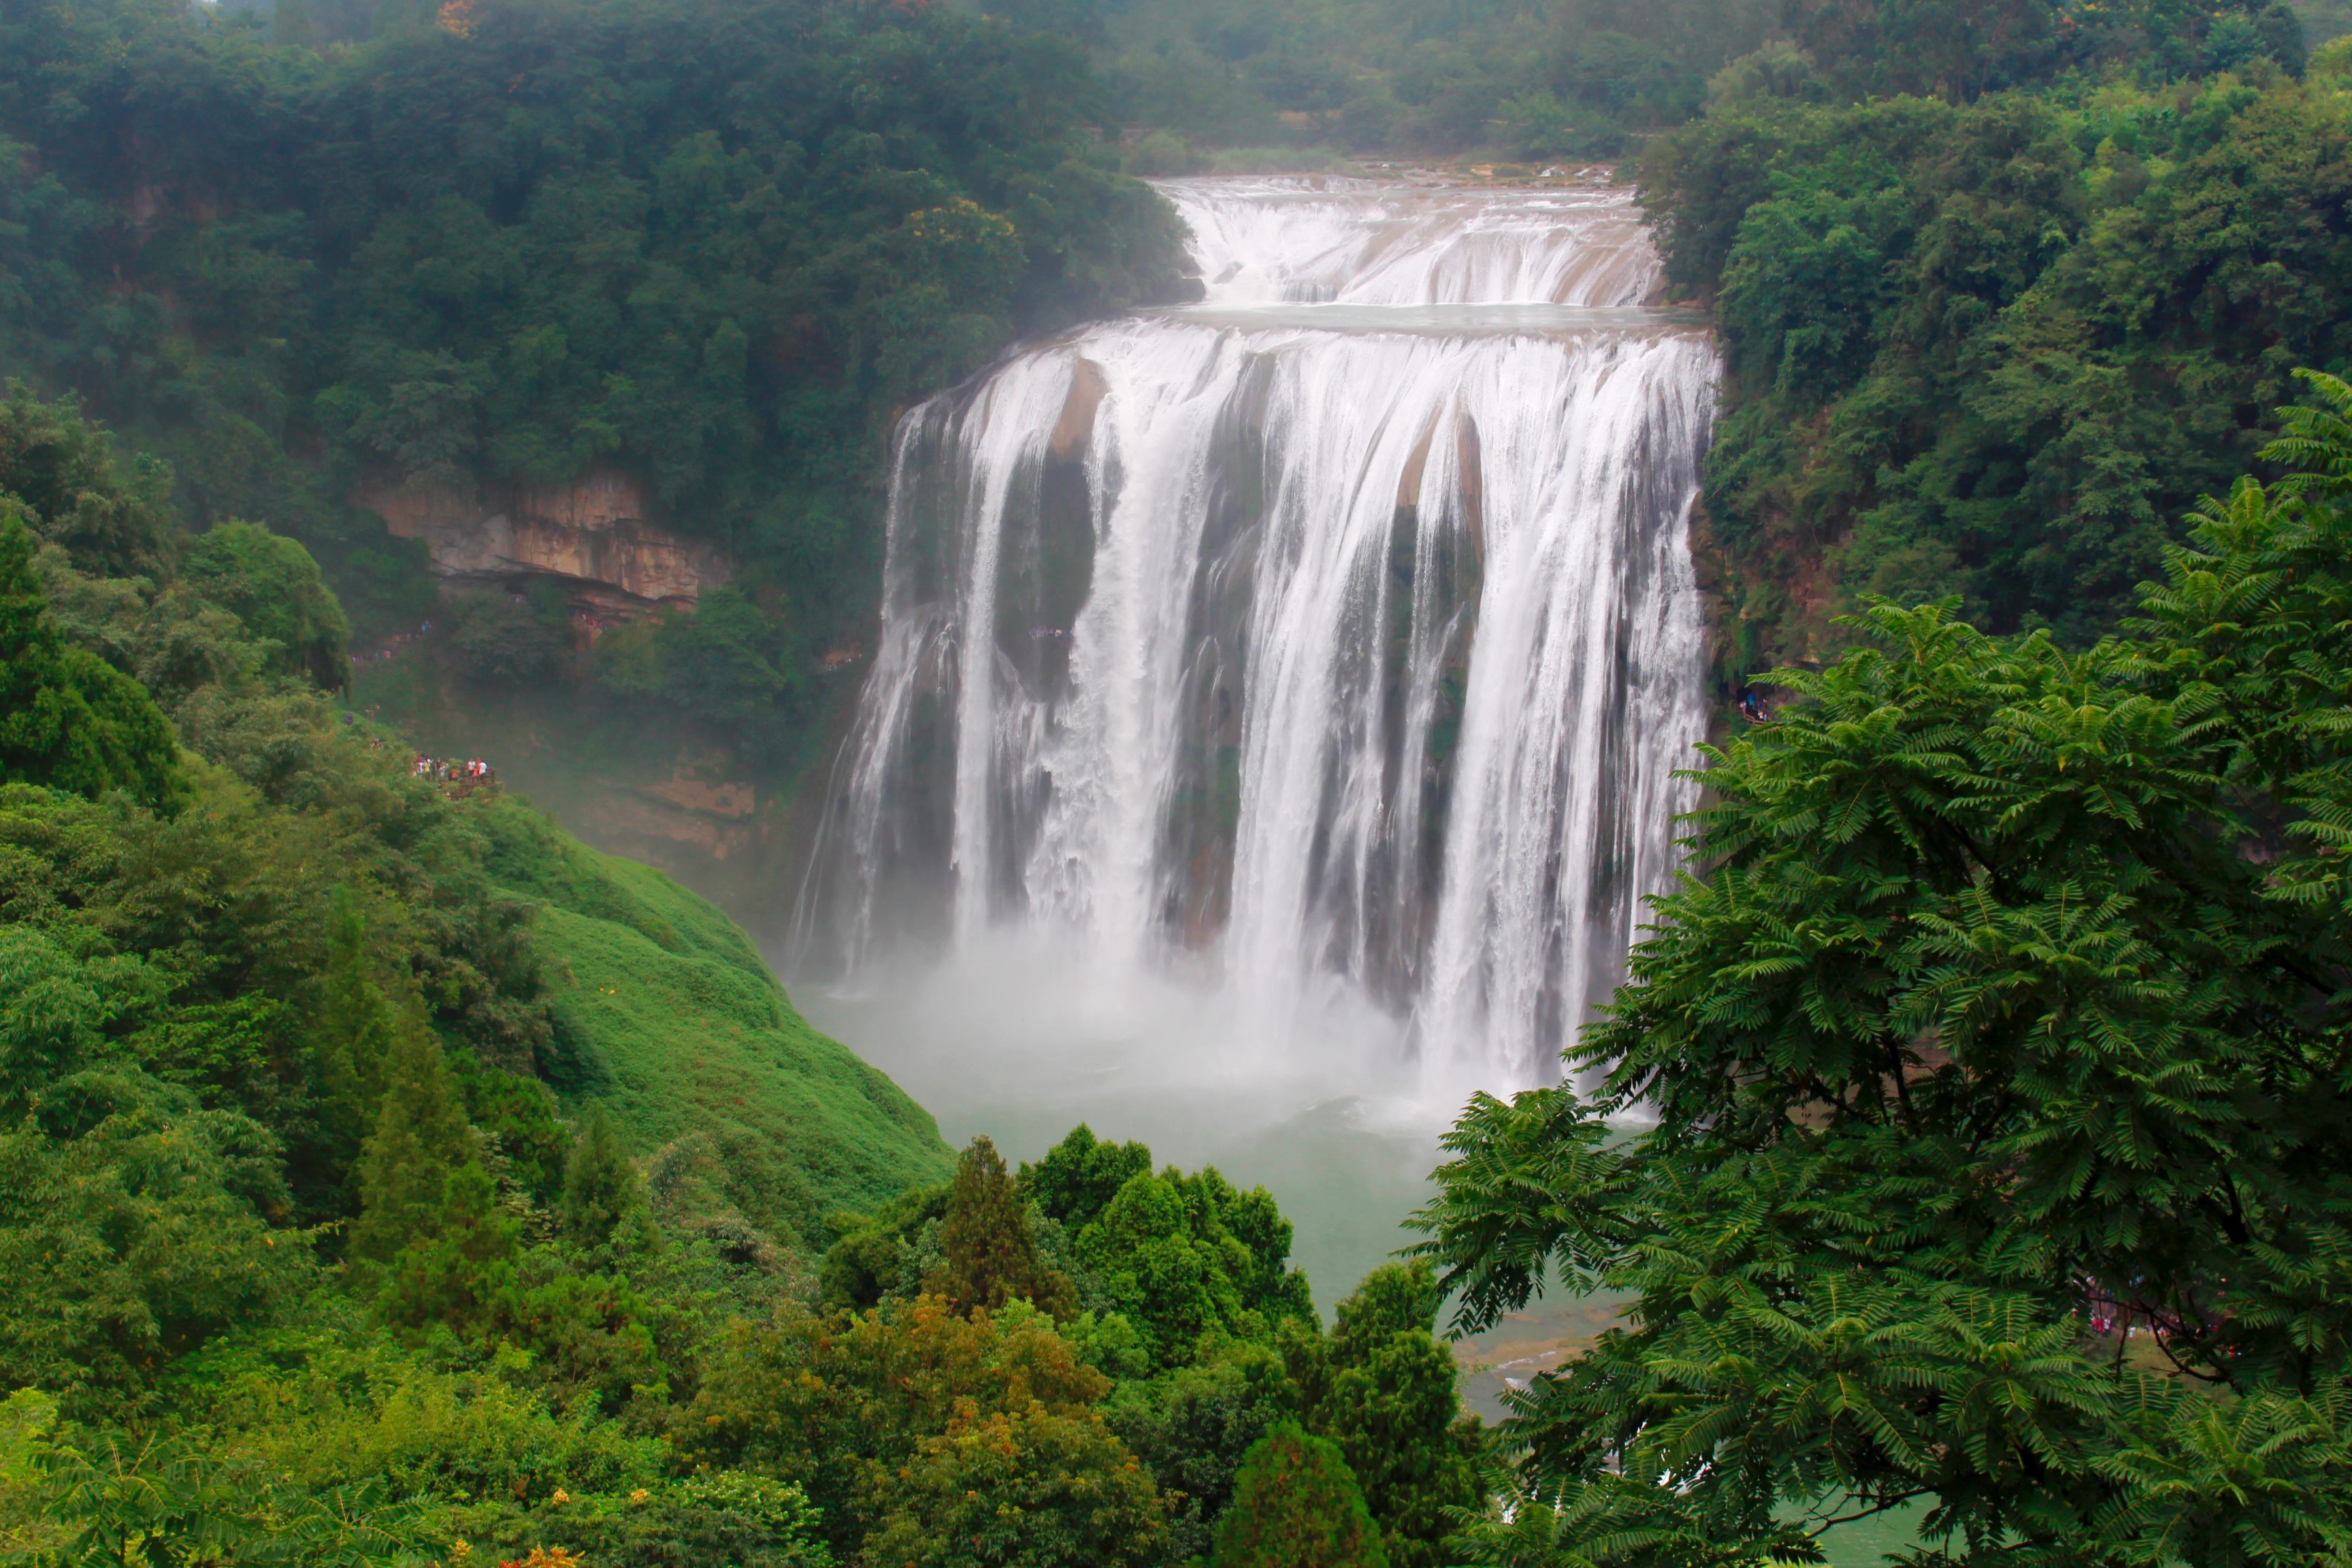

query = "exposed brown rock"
[
  {"left": 646, "top": 774, "right": 756, "bottom": 820},
  {"left": 361, "top": 472, "right": 730, "bottom": 616},
  {"left": 572, "top": 791, "right": 757, "bottom": 863},
  {"left": 1049, "top": 359, "right": 1109, "bottom": 459}
]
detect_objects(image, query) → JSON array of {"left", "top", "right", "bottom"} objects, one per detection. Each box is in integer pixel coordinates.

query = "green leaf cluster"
[{"left": 1021, "top": 1124, "right": 1318, "bottom": 1371}]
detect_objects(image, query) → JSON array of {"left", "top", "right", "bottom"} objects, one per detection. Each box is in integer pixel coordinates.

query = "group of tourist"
[{"left": 412, "top": 755, "right": 496, "bottom": 786}]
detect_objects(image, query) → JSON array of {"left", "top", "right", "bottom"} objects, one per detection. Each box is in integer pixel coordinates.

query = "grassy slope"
[{"left": 476, "top": 796, "right": 951, "bottom": 1245}]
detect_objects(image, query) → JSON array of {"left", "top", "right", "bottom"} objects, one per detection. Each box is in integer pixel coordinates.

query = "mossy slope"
[{"left": 479, "top": 798, "right": 951, "bottom": 1245}]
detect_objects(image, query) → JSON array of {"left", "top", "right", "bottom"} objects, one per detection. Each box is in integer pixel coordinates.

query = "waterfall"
[{"left": 793, "top": 176, "right": 1715, "bottom": 1084}]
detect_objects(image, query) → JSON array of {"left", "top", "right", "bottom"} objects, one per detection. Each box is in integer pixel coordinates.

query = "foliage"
[
  {"left": 1411, "top": 387, "right": 2352, "bottom": 1565},
  {"left": 1642, "top": 61, "right": 2352, "bottom": 672},
  {"left": 0, "top": 382, "right": 973, "bottom": 1563},
  {"left": 934, "top": 1134, "right": 1079, "bottom": 1318},
  {"left": 593, "top": 587, "right": 811, "bottom": 762},
  {"left": 817, "top": 1179, "right": 952, "bottom": 1313},
  {"left": 1283, "top": 1264, "right": 1484, "bottom": 1568},
  {"left": 559, "top": 1103, "right": 644, "bottom": 1251},
  {"left": 1105, "top": 1340, "right": 1302, "bottom": 1563},
  {"left": 352, "top": 1000, "right": 480, "bottom": 1264},
  {"left": 0, "top": 516, "right": 184, "bottom": 811},
  {"left": 449, "top": 1471, "right": 834, "bottom": 1568},
  {"left": 0, "top": 383, "right": 172, "bottom": 579},
  {"left": 681, "top": 1293, "right": 1164, "bottom": 1562},
  {"left": 178, "top": 521, "right": 351, "bottom": 689},
  {"left": 24, "top": 1431, "right": 444, "bottom": 1568},
  {"left": 0, "top": 0, "right": 1190, "bottom": 662},
  {"left": 1210, "top": 1422, "right": 1390, "bottom": 1568},
  {"left": 1043, "top": 0, "right": 1779, "bottom": 159},
  {"left": 1022, "top": 1124, "right": 1316, "bottom": 1370},
  {"left": 857, "top": 1398, "right": 1172, "bottom": 1568},
  {"left": 0, "top": 1075, "right": 316, "bottom": 1418}
]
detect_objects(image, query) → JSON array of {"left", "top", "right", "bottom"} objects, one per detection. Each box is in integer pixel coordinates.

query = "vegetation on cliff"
[
  {"left": 1639, "top": 19, "right": 2352, "bottom": 677},
  {"left": 0, "top": 0, "right": 1192, "bottom": 802}
]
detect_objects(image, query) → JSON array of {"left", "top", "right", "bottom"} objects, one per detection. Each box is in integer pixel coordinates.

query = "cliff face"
[{"left": 362, "top": 472, "right": 730, "bottom": 616}]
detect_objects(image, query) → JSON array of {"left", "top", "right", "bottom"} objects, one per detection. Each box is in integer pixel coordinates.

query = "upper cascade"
[{"left": 1160, "top": 176, "right": 1665, "bottom": 309}]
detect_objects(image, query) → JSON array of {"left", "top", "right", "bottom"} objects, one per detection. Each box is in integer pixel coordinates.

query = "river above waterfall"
[{"left": 787, "top": 174, "right": 1715, "bottom": 1313}]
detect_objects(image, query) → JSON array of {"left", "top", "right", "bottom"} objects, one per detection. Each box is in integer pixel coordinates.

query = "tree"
[
  {"left": 349, "top": 1009, "right": 477, "bottom": 1264},
  {"left": 684, "top": 1294, "right": 1149, "bottom": 1561},
  {"left": 1411, "top": 379, "right": 2352, "bottom": 1566},
  {"left": 1211, "top": 1423, "right": 1389, "bottom": 1568},
  {"left": 0, "top": 514, "right": 182, "bottom": 811},
  {"left": 0, "top": 1081, "right": 315, "bottom": 1416},
  {"left": 178, "top": 521, "right": 350, "bottom": 689},
  {"left": 558, "top": 1102, "right": 642, "bottom": 1250},
  {"left": 1024, "top": 1126, "right": 1314, "bottom": 1369},
  {"left": 1106, "top": 1339, "right": 1302, "bottom": 1563},
  {"left": 1020, "top": 1123, "right": 1154, "bottom": 1231},
  {"left": 315, "top": 887, "right": 399, "bottom": 1182},
  {"left": 373, "top": 1157, "right": 518, "bottom": 1333},
  {"left": 859, "top": 1399, "right": 1173, "bottom": 1568},
  {"left": 0, "top": 385, "right": 172, "bottom": 578},
  {"left": 1286, "top": 1264, "right": 1482, "bottom": 1568},
  {"left": 934, "top": 1134, "right": 1075, "bottom": 1318},
  {"left": 819, "top": 1180, "right": 952, "bottom": 1311}
]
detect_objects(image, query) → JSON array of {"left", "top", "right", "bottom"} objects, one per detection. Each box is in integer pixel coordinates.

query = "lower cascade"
[{"left": 793, "top": 177, "right": 1717, "bottom": 1083}]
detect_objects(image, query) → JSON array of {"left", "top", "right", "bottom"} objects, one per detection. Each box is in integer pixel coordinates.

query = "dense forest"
[
  {"left": 0, "top": 0, "right": 1192, "bottom": 872},
  {"left": 1651, "top": 27, "right": 2352, "bottom": 683}
]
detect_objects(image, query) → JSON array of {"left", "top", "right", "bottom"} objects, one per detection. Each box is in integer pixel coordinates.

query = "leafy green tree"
[
  {"left": 1412, "top": 387, "right": 2352, "bottom": 1566},
  {"left": 0, "top": 514, "right": 182, "bottom": 811},
  {"left": 349, "top": 1009, "right": 477, "bottom": 1264},
  {"left": 373, "top": 1158, "right": 519, "bottom": 1332},
  {"left": 934, "top": 1134, "right": 1077, "bottom": 1318},
  {"left": 1106, "top": 1339, "right": 1302, "bottom": 1562},
  {"left": 0, "top": 924, "right": 120, "bottom": 1116},
  {"left": 1026, "top": 1126, "right": 1313, "bottom": 1368},
  {"left": 0, "top": 1076, "right": 314, "bottom": 1416},
  {"left": 1286, "top": 1264, "right": 1482, "bottom": 1568},
  {"left": 0, "top": 384, "right": 172, "bottom": 578},
  {"left": 178, "top": 521, "right": 350, "bottom": 689},
  {"left": 559, "top": 1101, "right": 642, "bottom": 1250},
  {"left": 685, "top": 1294, "right": 1152, "bottom": 1561},
  {"left": 315, "top": 887, "right": 398, "bottom": 1177},
  {"left": 859, "top": 1399, "right": 1173, "bottom": 1568},
  {"left": 450, "top": 1471, "right": 834, "bottom": 1568},
  {"left": 1021, "top": 1122, "right": 1154, "bottom": 1228},
  {"left": 1643, "top": 66, "right": 2352, "bottom": 672},
  {"left": 819, "top": 1181, "right": 951, "bottom": 1311},
  {"left": 1212, "top": 1422, "right": 1389, "bottom": 1568}
]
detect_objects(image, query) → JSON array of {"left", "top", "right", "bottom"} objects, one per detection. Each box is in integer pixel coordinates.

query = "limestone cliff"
[{"left": 361, "top": 472, "right": 730, "bottom": 617}]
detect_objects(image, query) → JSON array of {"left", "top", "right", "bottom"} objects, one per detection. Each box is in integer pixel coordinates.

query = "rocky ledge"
[{"left": 361, "top": 472, "right": 729, "bottom": 617}]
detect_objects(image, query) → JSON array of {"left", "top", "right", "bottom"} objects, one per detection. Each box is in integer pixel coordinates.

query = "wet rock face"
[{"left": 361, "top": 471, "right": 730, "bottom": 616}]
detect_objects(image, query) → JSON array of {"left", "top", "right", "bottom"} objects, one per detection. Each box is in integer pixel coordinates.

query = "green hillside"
[{"left": 483, "top": 811, "right": 952, "bottom": 1241}]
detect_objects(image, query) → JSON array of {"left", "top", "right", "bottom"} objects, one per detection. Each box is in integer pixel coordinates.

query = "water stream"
[{"left": 787, "top": 175, "right": 1715, "bottom": 1308}]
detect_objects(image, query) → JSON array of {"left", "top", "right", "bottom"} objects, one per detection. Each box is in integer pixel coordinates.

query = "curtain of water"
[{"left": 792, "top": 177, "right": 1715, "bottom": 1083}]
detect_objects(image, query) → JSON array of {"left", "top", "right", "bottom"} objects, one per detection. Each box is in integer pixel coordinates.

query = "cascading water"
[{"left": 792, "top": 176, "right": 1714, "bottom": 1086}]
